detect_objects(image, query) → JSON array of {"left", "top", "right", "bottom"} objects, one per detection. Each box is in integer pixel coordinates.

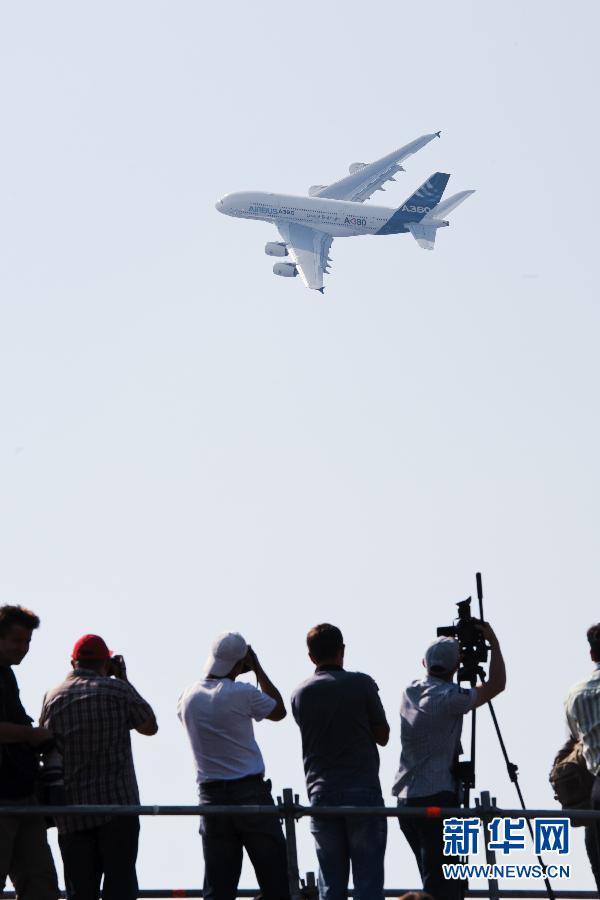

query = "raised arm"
[
  {"left": 472, "top": 621, "right": 506, "bottom": 709},
  {"left": 111, "top": 655, "right": 158, "bottom": 736},
  {"left": 246, "top": 647, "right": 287, "bottom": 721}
]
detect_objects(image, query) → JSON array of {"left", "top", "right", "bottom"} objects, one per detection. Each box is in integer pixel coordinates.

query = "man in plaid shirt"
[
  {"left": 40, "top": 633, "right": 157, "bottom": 900},
  {"left": 565, "top": 623, "right": 600, "bottom": 893}
]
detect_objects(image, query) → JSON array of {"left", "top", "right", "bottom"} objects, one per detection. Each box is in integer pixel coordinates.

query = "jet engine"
[
  {"left": 265, "top": 241, "right": 288, "bottom": 257},
  {"left": 273, "top": 262, "right": 298, "bottom": 278}
]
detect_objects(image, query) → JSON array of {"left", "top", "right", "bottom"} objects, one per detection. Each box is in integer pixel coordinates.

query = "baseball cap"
[
  {"left": 72, "top": 634, "right": 112, "bottom": 661},
  {"left": 203, "top": 632, "right": 248, "bottom": 677},
  {"left": 424, "top": 636, "right": 460, "bottom": 674}
]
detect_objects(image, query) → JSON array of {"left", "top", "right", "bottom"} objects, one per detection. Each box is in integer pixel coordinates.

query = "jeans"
[
  {"left": 585, "top": 774, "right": 600, "bottom": 893},
  {"left": 0, "top": 797, "right": 59, "bottom": 900},
  {"left": 58, "top": 816, "right": 139, "bottom": 900},
  {"left": 399, "top": 791, "right": 463, "bottom": 900},
  {"left": 309, "top": 787, "right": 387, "bottom": 900},
  {"left": 199, "top": 774, "right": 290, "bottom": 900}
]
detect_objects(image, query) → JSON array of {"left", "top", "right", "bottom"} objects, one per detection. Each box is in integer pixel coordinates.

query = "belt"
[{"left": 201, "top": 772, "right": 264, "bottom": 789}]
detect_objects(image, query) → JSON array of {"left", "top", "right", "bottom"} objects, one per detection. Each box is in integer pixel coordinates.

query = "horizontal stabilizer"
[
  {"left": 308, "top": 185, "right": 328, "bottom": 197},
  {"left": 407, "top": 221, "right": 444, "bottom": 250},
  {"left": 423, "top": 189, "right": 475, "bottom": 220}
]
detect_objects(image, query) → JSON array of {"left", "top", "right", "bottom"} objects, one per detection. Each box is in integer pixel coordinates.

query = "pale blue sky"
[{"left": 1, "top": 0, "right": 599, "bottom": 891}]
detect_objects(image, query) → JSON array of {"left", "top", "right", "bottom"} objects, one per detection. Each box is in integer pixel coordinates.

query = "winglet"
[
  {"left": 435, "top": 130, "right": 441, "bottom": 138},
  {"left": 317, "top": 287, "right": 325, "bottom": 294}
]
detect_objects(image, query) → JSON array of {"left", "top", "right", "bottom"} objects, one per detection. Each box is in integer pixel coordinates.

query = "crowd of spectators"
[{"left": 0, "top": 602, "right": 598, "bottom": 900}]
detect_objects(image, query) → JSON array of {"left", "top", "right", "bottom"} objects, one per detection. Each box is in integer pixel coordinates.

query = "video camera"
[
  {"left": 437, "top": 591, "right": 487, "bottom": 684},
  {"left": 435, "top": 575, "right": 489, "bottom": 795}
]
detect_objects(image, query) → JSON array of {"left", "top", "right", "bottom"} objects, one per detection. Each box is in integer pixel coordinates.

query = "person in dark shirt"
[
  {"left": 0, "top": 604, "right": 59, "bottom": 900},
  {"left": 291, "top": 623, "right": 390, "bottom": 900}
]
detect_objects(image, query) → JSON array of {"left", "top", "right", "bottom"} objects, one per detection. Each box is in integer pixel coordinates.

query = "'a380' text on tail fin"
[
  {"left": 400, "top": 172, "right": 450, "bottom": 218},
  {"left": 376, "top": 172, "right": 451, "bottom": 236}
]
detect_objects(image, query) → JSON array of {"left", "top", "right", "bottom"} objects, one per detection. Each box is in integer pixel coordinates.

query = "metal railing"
[{"left": 1, "top": 790, "right": 598, "bottom": 898}]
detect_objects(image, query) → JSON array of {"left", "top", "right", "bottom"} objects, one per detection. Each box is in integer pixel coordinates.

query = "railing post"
[
  {"left": 303, "top": 870, "right": 318, "bottom": 898},
  {"left": 278, "top": 787, "right": 302, "bottom": 900},
  {"left": 478, "top": 790, "right": 500, "bottom": 900}
]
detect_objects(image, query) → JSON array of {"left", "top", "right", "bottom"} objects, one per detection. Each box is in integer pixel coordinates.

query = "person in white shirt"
[
  {"left": 564, "top": 623, "right": 600, "bottom": 893},
  {"left": 178, "top": 632, "right": 289, "bottom": 900}
]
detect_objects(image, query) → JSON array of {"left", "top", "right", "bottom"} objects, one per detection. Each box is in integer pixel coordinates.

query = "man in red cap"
[{"left": 40, "top": 633, "right": 157, "bottom": 900}]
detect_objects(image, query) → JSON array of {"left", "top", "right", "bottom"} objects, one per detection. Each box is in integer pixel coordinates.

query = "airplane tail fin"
[{"left": 400, "top": 172, "right": 450, "bottom": 219}]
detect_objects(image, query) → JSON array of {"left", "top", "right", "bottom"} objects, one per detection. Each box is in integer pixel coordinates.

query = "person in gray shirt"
[
  {"left": 393, "top": 622, "right": 505, "bottom": 900},
  {"left": 292, "top": 623, "right": 390, "bottom": 900}
]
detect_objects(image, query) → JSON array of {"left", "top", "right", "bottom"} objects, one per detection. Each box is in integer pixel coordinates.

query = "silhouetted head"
[
  {"left": 0, "top": 605, "right": 40, "bottom": 667},
  {"left": 423, "top": 636, "right": 460, "bottom": 681},
  {"left": 399, "top": 893, "right": 434, "bottom": 900},
  {"left": 71, "top": 634, "right": 112, "bottom": 675},
  {"left": 587, "top": 624, "right": 600, "bottom": 663},
  {"left": 307, "top": 623, "right": 344, "bottom": 667},
  {"left": 204, "top": 632, "right": 249, "bottom": 680}
]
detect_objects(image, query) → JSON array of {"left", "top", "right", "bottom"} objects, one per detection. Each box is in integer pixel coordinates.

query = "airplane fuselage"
[{"left": 216, "top": 191, "right": 433, "bottom": 237}]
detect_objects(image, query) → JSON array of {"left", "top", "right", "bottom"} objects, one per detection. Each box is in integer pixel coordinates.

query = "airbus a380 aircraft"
[{"left": 215, "top": 132, "right": 474, "bottom": 293}]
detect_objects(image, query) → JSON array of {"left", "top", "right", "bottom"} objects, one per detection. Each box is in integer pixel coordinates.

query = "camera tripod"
[{"left": 453, "top": 573, "right": 555, "bottom": 900}]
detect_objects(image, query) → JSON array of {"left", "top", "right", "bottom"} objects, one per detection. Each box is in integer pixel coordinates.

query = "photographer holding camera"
[
  {"left": 393, "top": 621, "right": 506, "bottom": 900},
  {"left": 177, "top": 631, "right": 290, "bottom": 900},
  {"left": 40, "top": 634, "right": 157, "bottom": 900}
]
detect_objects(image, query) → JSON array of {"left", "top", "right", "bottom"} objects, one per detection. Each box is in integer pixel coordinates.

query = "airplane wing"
[
  {"left": 277, "top": 223, "right": 332, "bottom": 292},
  {"left": 314, "top": 132, "right": 440, "bottom": 203}
]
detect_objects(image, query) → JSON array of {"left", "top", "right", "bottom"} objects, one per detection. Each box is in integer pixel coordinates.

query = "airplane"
[{"left": 215, "top": 132, "right": 475, "bottom": 293}]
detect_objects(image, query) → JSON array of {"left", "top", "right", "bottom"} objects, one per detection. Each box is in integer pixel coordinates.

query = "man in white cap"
[
  {"left": 178, "top": 632, "right": 289, "bottom": 900},
  {"left": 392, "top": 622, "right": 506, "bottom": 900}
]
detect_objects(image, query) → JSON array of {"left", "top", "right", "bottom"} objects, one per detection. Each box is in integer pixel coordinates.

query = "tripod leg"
[
  {"left": 478, "top": 791, "right": 501, "bottom": 900},
  {"left": 485, "top": 697, "right": 556, "bottom": 900}
]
